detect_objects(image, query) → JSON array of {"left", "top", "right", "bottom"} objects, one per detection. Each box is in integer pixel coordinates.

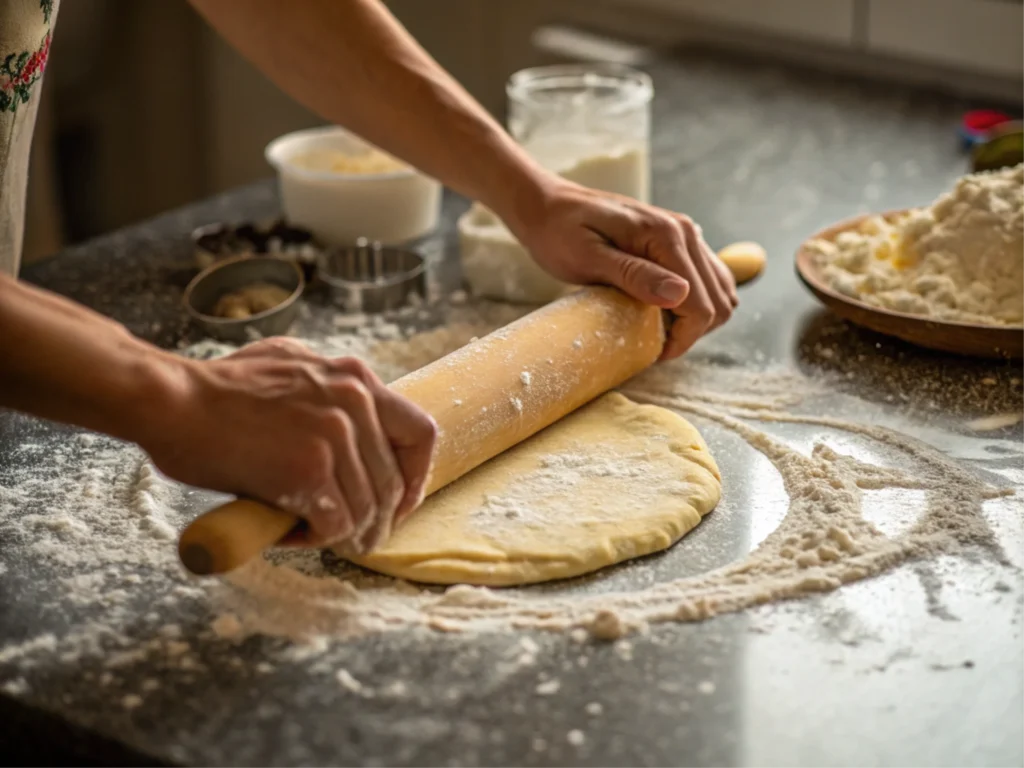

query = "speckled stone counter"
[{"left": 1, "top": 49, "right": 1021, "bottom": 767}]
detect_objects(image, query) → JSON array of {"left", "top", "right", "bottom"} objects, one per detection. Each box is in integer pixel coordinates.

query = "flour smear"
[{"left": 0, "top": 298, "right": 1019, "bottom": 686}]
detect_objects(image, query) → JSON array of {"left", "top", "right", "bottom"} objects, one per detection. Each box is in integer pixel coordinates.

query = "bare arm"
[
  {"left": 188, "top": 0, "right": 738, "bottom": 358},
  {"left": 0, "top": 273, "right": 435, "bottom": 548},
  {"left": 187, "top": 0, "right": 549, "bottom": 234},
  {"left": 0, "top": 273, "right": 185, "bottom": 443}
]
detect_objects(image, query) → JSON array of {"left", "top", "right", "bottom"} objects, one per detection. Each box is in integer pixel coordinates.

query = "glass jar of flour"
[{"left": 507, "top": 64, "right": 653, "bottom": 203}]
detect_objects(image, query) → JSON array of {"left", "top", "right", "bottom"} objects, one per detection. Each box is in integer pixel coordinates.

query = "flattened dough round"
[{"left": 347, "top": 393, "right": 722, "bottom": 586}]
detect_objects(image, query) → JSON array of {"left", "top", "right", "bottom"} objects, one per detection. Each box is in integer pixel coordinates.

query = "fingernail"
[{"left": 656, "top": 280, "right": 686, "bottom": 304}]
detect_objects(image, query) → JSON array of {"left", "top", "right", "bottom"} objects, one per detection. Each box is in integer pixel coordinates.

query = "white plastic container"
[{"left": 265, "top": 126, "right": 441, "bottom": 246}]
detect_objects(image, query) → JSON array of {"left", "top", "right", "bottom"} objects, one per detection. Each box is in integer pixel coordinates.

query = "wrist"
[
  {"left": 474, "top": 142, "right": 559, "bottom": 238},
  {"left": 105, "top": 344, "right": 197, "bottom": 451}
]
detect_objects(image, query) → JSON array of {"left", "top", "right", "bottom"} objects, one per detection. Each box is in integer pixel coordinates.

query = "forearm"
[
  {"left": 188, "top": 0, "right": 550, "bottom": 232},
  {"left": 0, "top": 274, "right": 188, "bottom": 445}
]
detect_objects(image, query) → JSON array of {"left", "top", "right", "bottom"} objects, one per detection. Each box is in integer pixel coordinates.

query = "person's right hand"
[{"left": 144, "top": 337, "right": 437, "bottom": 552}]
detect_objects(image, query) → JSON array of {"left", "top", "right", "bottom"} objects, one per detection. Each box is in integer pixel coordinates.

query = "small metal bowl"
[
  {"left": 191, "top": 219, "right": 320, "bottom": 281},
  {"left": 183, "top": 256, "right": 305, "bottom": 343},
  {"left": 318, "top": 239, "right": 426, "bottom": 313}
]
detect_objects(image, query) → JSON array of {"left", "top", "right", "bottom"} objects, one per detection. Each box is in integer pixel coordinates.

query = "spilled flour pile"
[
  {"left": 810, "top": 163, "right": 1023, "bottom": 325},
  {"left": 0, "top": 298, "right": 1019, "bottom": 693}
]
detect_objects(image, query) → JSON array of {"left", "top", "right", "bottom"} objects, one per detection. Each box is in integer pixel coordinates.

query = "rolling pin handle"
[{"left": 177, "top": 499, "right": 300, "bottom": 576}]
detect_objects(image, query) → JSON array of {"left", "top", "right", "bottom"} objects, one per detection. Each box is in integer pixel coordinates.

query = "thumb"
[{"left": 591, "top": 244, "right": 690, "bottom": 308}]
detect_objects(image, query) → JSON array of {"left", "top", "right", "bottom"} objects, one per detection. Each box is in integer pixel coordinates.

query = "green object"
[{"left": 972, "top": 121, "right": 1023, "bottom": 172}]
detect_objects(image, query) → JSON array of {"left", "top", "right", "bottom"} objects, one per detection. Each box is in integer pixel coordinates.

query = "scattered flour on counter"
[
  {"left": 0, "top": 296, "right": 1018, "bottom": 687},
  {"left": 808, "top": 164, "right": 1023, "bottom": 326},
  {"left": 1, "top": 677, "right": 29, "bottom": 696},
  {"left": 535, "top": 679, "right": 560, "bottom": 696}
]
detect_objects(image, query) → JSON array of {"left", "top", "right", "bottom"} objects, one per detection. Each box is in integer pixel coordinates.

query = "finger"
[
  {"left": 587, "top": 241, "right": 690, "bottom": 308},
  {"left": 661, "top": 257, "right": 716, "bottom": 361},
  {"left": 372, "top": 389, "right": 438, "bottom": 524},
  {"left": 575, "top": 202, "right": 692, "bottom": 307},
  {"left": 712, "top": 251, "right": 740, "bottom": 308},
  {"left": 330, "top": 358, "right": 438, "bottom": 528},
  {"left": 682, "top": 223, "right": 734, "bottom": 333},
  {"left": 324, "top": 411, "right": 378, "bottom": 551},
  {"left": 683, "top": 218, "right": 737, "bottom": 307},
  {"left": 698, "top": 235, "right": 739, "bottom": 309},
  {"left": 276, "top": 478, "right": 355, "bottom": 547},
  {"left": 328, "top": 376, "right": 404, "bottom": 550}
]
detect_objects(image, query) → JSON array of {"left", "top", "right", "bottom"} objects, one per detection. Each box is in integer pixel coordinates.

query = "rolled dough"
[{"left": 346, "top": 393, "right": 721, "bottom": 586}]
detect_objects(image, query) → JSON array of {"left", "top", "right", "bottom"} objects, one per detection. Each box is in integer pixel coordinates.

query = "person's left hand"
[{"left": 509, "top": 177, "right": 738, "bottom": 360}]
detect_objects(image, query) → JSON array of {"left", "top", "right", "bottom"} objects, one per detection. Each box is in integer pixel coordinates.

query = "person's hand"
[
  {"left": 510, "top": 177, "right": 738, "bottom": 360},
  {"left": 143, "top": 338, "right": 437, "bottom": 551}
]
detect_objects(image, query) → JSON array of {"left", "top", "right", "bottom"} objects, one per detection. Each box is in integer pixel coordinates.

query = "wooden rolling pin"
[{"left": 178, "top": 244, "right": 766, "bottom": 576}]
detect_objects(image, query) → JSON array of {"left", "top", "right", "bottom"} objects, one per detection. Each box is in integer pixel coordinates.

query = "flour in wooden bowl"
[{"left": 809, "top": 163, "right": 1023, "bottom": 326}]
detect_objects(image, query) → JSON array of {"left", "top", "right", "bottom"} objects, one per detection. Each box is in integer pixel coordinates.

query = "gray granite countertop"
[{"left": 1, "top": 49, "right": 1022, "bottom": 767}]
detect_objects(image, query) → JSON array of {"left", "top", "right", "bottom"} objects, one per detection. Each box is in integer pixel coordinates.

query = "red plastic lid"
[{"left": 962, "top": 109, "right": 1013, "bottom": 133}]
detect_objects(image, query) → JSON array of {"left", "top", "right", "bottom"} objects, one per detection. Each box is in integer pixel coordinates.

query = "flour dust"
[{"left": 0, "top": 296, "right": 1019, "bottom": 693}]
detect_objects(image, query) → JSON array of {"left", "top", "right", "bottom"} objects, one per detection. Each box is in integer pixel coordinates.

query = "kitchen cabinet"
[{"left": 865, "top": 0, "right": 1024, "bottom": 78}]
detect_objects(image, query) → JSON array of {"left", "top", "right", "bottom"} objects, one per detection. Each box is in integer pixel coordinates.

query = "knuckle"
[
  {"left": 652, "top": 212, "right": 680, "bottom": 237},
  {"left": 262, "top": 336, "right": 306, "bottom": 354},
  {"left": 691, "top": 299, "right": 716, "bottom": 330},
  {"left": 324, "top": 410, "right": 355, "bottom": 441},
  {"left": 636, "top": 216, "right": 663, "bottom": 242},
  {"left": 616, "top": 255, "right": 647, "bottom": 285},
  {"left": 293, "top": 361, "right": 328, "bottom": 391},
  {"left": 332, "top": 377, "right": 373, "bottom": 409},
  {"left": 331, "top": 356, "right": 375, "bottom": 382},
  {"left": 417, "top": 414, "right": 439, "bottom": 445}
]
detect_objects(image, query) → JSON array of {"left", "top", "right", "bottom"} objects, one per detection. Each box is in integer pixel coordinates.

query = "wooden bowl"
[{"left": 796, "top": 210, "right": 1023, "bottom": 359}]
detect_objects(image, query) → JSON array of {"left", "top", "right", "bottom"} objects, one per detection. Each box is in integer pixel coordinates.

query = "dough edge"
[{"left": 347, "top": 392, "right": 722, "bottom": 587}]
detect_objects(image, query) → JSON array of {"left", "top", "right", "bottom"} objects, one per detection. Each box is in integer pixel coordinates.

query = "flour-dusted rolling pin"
[{"left": 177, "top": 245, "right": 766, "bottom": 576}]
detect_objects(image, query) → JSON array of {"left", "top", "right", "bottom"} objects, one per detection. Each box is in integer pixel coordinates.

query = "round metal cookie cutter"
[{"left": 318, "top": 238, "right": 427, "bottom": 313}]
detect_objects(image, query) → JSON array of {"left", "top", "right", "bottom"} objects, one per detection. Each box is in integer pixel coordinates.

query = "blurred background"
[{"left": 23, "top": 0, "right": 1023, "bottom": 264}]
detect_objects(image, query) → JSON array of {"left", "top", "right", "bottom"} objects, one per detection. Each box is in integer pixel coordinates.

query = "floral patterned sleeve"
[{"left": 0, "top": 0, "right": 59, "bottom": 277}]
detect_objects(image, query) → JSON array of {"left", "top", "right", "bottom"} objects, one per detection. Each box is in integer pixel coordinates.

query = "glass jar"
[{"left": 507, "top": 63, "right": 653, "bottom": 203}]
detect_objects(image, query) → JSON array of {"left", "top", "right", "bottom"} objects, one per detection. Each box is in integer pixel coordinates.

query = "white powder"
[
  {"left": 567, "top": 729, "right": 586, "bottom": 746},
  {"left": 2, "top": 677, "right": 29, "bottom": 696},
  {"left": 467, "top": 446, "right": 676, "bottom": 540},
  {"left": 0, "top": 294, "right": 1016, "bottom": 685},
  {"left": 535, "top": 679, "right": 560, "bottom": 695},
  {"left": 336, "top": 669, "right": 365, "bottom": 695},
  {"left": 809, "top": 164, "right": 1023, "bottom": 325}
]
